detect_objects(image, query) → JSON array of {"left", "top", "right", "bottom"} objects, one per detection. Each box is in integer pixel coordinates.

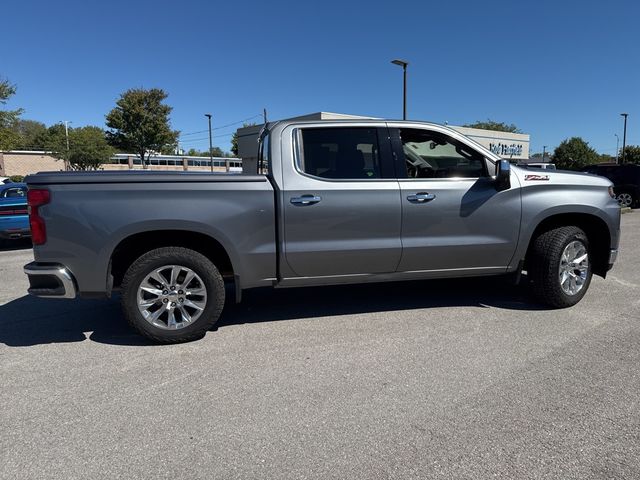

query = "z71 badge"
[{"left": 524, "top": 174, "right": 550, "bottom": 181}]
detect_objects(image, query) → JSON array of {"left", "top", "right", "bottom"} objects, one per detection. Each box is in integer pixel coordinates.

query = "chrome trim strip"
[
  {"left": 277, "top": 266, "right": 507, "bottom": 287},
  {"left": 23, "top": 264, "right": 77, "bottom": 299}
]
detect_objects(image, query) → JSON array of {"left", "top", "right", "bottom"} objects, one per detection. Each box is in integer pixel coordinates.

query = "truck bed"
[{"left": 25, "top": 170, "right": 277, "bottom": 296}]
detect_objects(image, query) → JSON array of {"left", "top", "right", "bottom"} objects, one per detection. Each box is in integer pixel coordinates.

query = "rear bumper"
[
  {"left": 0, "top": 228, "right": 30, "bottom": 240},
  {"left": 0, "top": 215, "right": 29, "bottom": 239},
  {"left": 23, "top": 262, "right": 77, "bottom": 299}
]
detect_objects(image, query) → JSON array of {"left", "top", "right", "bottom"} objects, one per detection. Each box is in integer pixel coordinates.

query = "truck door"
[
  {"left": 391, "top": 126, "right": 521, "bottom": 273},
  {"left": 281, "top": 126, "right": 402, "bottom": 278}
]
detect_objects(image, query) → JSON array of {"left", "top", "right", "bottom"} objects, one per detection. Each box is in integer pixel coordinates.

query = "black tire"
[
  {"left": 528, "top": 226, "right": 592, "bottom": 308},
  {"left": 121, "top": 247, "right": 225, "bottom": 344}
]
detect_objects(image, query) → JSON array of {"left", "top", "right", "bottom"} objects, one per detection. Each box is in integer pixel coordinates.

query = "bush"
[{"left": 9, "top": 175, "right": 24, "bottom": 182}]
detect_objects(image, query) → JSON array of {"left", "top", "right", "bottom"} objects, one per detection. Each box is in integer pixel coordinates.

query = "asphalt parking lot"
[{"left": 1, "top": 213, "right": 638, "bottom": 480}]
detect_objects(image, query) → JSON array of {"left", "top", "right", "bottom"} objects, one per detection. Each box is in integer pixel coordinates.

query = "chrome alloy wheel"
[
  {"left": 558, "top": 240, "right": 589, "bottom": 296},
  {"left": 616, "top": 192, "right": 633, "bottom": 208},
  {"left": 137, "top": 265, "right": 207, "bottom": 330}
]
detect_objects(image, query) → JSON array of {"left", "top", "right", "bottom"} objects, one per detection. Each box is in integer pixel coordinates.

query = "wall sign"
[{"left": 489, "top": 143, "right": 524, "bottom": 157}]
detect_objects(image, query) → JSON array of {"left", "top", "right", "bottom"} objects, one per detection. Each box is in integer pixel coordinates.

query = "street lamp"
[
  {"left": 391, "top": 59, "right": 409, "bottom": 120},
  {"left": 542, "top": 145, "right": 547, "bottom": 162},
  {"left": 205, "top": 114, "right": 213, "bottom": 172},
  {"left": 620, "top": 113, "right": 628, "bottom": 164},
  {"left": 63, "top": 120, "right": 72, "bottom": 171},
  {"left": 614, "top": 134, "right": 619, "bottom": 163}
]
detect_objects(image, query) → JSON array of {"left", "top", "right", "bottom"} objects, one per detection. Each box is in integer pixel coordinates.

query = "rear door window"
[{"left": 299, "top": 127, "right": 382, "bottom": 180}]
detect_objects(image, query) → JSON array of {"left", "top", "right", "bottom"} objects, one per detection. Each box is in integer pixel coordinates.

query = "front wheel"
[
  {"left": 528, "top": 226, "right": 592, "bottom": 308},
  {"left": 121, "top": 247, "right": 225, "bottom": 343},
  {"left": 615, "top": 192, "right": 635, "bottom": 208}
]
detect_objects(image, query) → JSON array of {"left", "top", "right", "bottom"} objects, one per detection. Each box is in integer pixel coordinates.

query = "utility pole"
[
  {"left": 391, "top": 59, "right": 409, "bottom": 120},
  {"left": 615, "top": 134, "right": 619, "bottom": 163},
  {"left": 205, "top": 114, "right": 213, "bottom": 172},
  {"left": 542, "top": 145, "right": 547, "bottom": 162},
  {"left": 63, "top": 120, "right": 71, "bottom": 171},
  {"left": 620, "top": 113, "right": 628, "bottom": 164}
]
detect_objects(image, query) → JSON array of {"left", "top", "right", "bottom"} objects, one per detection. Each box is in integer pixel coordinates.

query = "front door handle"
[
  {"left": 290, "top": 195, "right": 322, "bottom": 206},
  {"left": 407, "top": 192, "right": 436, "bottom": 203}
]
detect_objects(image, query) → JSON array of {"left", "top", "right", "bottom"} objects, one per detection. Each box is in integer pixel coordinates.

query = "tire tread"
[{"left": 528, "top": 226, "right": 591, "bottom": 308}]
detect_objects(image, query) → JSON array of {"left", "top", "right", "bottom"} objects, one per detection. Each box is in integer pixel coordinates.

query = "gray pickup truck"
[{"left": 24, "top": 119, "right": 621, "bottom": 343}]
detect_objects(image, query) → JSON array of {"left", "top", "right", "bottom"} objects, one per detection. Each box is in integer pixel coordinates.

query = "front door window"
[{"left": 400, "top": 129, "right": 486, "bottom": 179}]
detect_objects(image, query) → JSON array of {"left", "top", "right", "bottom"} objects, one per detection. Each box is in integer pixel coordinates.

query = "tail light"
[{"left": 27, "top": 188, "right": 50, "bottom": 245}]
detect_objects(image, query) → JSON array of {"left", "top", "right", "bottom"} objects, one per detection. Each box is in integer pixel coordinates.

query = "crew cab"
[{"left": 23, "top": 120, "right": 621, "bottom": 343}]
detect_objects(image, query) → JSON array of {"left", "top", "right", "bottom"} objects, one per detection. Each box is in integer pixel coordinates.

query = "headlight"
[{"left": 608, "top": 186, "right": 616, "bottom": 199}]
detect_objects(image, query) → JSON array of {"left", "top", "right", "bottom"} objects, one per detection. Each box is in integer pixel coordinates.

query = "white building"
[{"left": 449, "top": 126, "right": 530, "bottom": 160}]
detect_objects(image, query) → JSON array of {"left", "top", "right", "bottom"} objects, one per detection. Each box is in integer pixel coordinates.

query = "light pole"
[
  {"left": 615, "top": 134, "right": 619, "bottom": 163},
  {"left": 63, "top": 120, "right": 72, "bottom": 170},
  {"left": 391, "top": 59, "right": 409, "bottom": 120},
  {"left": 542, "top": 145, "right": 547, "bottom": 162},
  {"left": 620, "top": 113, "right": 628, "bottom": 164},
  {"left": 205, "top": 114, "right": 213, "bottom": 172}
]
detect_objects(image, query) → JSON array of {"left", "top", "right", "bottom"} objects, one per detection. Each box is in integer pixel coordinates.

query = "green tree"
[
  {"left": 48, "top": 124, "right": 115, "bottom": 170},
  {"left": 105, "top": 88, "right": 179, "bottom": 166},
  {"left": 186, "top": 147, "right": 228, "bottom": 157},
  {"left": 0, "top": 128, "right": 20, "bottom": 151},
  {"left": 12, "top": 119, "right": 48, "bottom": 149},
  {"left": 0, "top": 77, "right": 24, "bottom": 150},
  {"left": 230, "top": 122, "right": 256, "bottom": 156},
  {"left": 552, "top": 137, "right": 599, "bottom": 170},
  {"left": 462, "top": 119, "right": 521, "bottom": 133},
  {"left": 43, "top": 123, "right": 67, "bottom": 155},
  {"left": 620, "top": 145, "right": 640, "bottom": 164},
  {"left": 210, "top": 147, "right": 226, "bottom": 157}
]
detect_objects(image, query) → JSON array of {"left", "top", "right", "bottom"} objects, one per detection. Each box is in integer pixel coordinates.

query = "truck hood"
[{"left": 511, "top": 165, "right": 612, "bottom": 188}]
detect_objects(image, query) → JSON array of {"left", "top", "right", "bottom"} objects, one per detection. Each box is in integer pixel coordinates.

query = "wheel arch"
[
  {"left": 109, "top": 229, "right": 235, "bottom": 292},
  {"left": 525, "top": 213, "right": 612, "bottom": 278}
]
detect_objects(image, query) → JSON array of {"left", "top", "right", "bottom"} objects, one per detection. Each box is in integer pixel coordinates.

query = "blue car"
[{"left": 0, "top": 183, "right": 30, "bottom": 241}]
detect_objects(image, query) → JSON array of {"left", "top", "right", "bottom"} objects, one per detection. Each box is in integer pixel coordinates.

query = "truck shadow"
[
  {"left": 219, "top": 276, "right": 545, "bottom": 328},
  {"left": 0, "top": 238, "right": 32, "bottom": 252},
  {"left": 0, "top": 276, "right": 547, "bottom": 347}
]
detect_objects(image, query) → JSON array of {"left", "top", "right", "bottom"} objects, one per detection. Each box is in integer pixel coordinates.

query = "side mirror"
[{"left": 495, "top": 159, "right": 511, "bottom": 191}]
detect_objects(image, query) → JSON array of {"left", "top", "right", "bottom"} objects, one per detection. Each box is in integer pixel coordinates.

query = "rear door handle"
[
  {"left": 407, "top": 192, "right": 436, "bottom": 203},
  {"left": 290, "top": 195, "right": 322, "bottom": 206}
]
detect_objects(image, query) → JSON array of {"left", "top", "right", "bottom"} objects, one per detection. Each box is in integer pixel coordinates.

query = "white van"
[{"left": 524, "top": 163, "right": 556, "bottom": 170}]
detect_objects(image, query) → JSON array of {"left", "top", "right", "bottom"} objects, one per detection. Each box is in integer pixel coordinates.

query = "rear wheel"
[
  {"left": 528, "top": 226, "right": 592, "bottom": 308},
  {"left": 121, "top": 247, "right": 225, "bottom": 343}
]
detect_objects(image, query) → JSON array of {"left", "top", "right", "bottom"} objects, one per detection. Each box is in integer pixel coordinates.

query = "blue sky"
[{"left": 2, "top": 0, "right": 638, "bottom": 155}]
